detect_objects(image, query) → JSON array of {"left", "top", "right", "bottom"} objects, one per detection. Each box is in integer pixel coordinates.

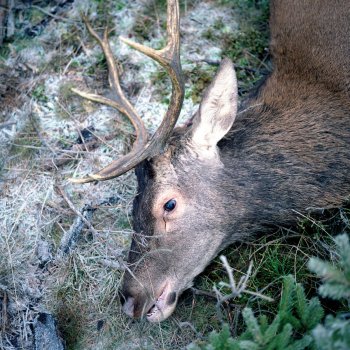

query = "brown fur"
[{"left": 120, "top": 0, "right": 350, "bottom": 321}]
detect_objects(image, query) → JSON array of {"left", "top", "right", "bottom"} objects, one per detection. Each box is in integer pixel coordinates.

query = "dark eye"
[{"left": 164, "top": 199, "right": 176, "bottom": 212}]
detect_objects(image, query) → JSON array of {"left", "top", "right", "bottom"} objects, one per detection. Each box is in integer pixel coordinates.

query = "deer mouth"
[{"left": 146, "top": 283, "right": 177, "bottom": 322}]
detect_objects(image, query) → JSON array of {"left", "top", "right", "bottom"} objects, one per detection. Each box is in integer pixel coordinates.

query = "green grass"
[
  {"left": 89, "top": 0, "right": 130, "bottom": 31},
  {"left": 27, "top": 7, "right": 46, "bottom": 26},
  {"left": 54, "top": 258, "right": 90, "bottom": 350}
]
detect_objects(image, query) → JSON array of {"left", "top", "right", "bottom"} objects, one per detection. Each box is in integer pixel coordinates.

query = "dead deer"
[{"left": 71, "top": 0, "right": 350, "bottom": 322}]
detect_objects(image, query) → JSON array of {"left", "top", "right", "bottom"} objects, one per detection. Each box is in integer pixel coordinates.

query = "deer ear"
[{"left": 190, "top": 58, "right": 238, "bottom": 153}]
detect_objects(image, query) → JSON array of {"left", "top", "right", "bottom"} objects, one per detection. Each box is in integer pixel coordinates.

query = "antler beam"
[{"left": 70, "top": 0, "right": 184, "bottom": 183}]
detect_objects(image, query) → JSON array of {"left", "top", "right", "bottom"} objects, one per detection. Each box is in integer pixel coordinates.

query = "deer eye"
[{"left": 164, "top": 199, "right": 176, "bottom": 212}]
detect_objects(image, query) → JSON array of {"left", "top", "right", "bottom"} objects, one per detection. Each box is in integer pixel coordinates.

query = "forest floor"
[{"left": 0, "top": 1, "right": 348, "bottom": 349}]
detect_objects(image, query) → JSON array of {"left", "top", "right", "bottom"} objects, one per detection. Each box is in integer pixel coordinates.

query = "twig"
[
  {"left": 99, "top": 258, "right": 125, "bottom": 270},
  {"left": 292, "top": 209, "right": 330, "bottom": 235},
  {"left": 1, "top": 291, "right": 8, "bottom": 333},
  {"left": 56, "top": 185, "right": 97, "bottom": 234},
  {"left": 56, "top": 185, "right": 98, "bottom": 255},
  {"left": 57, "top": 203, "right": 95, "bottom": 256},
  {"left": 0, "top": 121, "right": 16, "bottom": 129},
  {"left": 190, "top": 287, "right": 217, "bottom": 300},
  {"left": 244, "top": 290, "right": 275, "bottom": 302},
  {"left": 178, "top": 321, "right": 203, "bottom": 338},
  {"left": 214, "top": 255, "right": 274, "bottom": 322},
  {"left": 41, "top": 132, "right": 120, "bottom": 171},
  {"left": 31, "top": 5, "right": 76, "bottom": 24}
]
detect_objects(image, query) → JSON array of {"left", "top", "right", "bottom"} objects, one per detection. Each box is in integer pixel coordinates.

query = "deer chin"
[{"left": 146, "top": 282, "right": 178, "bottom": 322}]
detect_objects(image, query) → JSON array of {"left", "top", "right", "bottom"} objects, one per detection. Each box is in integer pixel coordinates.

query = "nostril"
[
  {"left": 122, "top": 297, "right": 135, "bottom": 318},
  {"left": 167, "top": 292, "right": 177, "bottom": 306},
  {"left": 118, "top": 290, "right": 127, "bottom": 306}
]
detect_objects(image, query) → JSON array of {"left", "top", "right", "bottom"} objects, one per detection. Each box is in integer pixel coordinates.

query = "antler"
[{"left": 70, "top": 0, "right": 184, "bottom": 183}]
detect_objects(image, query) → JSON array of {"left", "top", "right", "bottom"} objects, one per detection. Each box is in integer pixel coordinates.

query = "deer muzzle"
[{"left": 121, "top": 280, "right": 179, "bottom": 322}]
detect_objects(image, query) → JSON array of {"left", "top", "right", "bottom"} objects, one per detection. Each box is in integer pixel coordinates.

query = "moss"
[
  {"left": 59, "top": 82, "right": 76, "bottom": 102},
  {"left": 151, "top": 64, "right": 217, "bottom": 105},
  {"left": 60, "top": 29, "right": 80, "bottom": 49},
  {"left": 133, "top": 16, "right": 156, "bottom": 41},
  {"left": 186, "top": 66, "right": 216, "bottom": 104},
  {"left": 32, "top": 84, "right": 48, "bottom": 103},
  {"left": 200, "top": 0, "right": 270, "bottom": 96}
]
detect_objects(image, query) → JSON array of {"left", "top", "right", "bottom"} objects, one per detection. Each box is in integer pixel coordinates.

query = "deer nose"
[
  {"left": 119, "top": 290, "right": 135, "bottom": 317},
  {"left": 122, "top": 296, "right": 135, "bottom": 317}
]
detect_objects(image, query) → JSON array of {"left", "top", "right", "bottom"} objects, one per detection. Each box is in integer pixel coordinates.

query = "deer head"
[{"left": 121, "top": 58, "right": 238, "bottom": 321}]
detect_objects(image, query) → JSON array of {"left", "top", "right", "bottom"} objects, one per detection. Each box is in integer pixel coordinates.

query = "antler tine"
[
  {"left": 81, "top": 16, "right": 148, "bottom": 150},
  {"left": 70, "top": 0, "right": 184, "bottom": 183},
  {"left": 70, "top": 16, "right": 148, "bottom": 184}
]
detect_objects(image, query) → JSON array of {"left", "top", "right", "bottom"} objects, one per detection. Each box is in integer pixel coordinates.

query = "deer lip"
[{"left": 146, "top": 283, "right": 176, "bottom": 322}]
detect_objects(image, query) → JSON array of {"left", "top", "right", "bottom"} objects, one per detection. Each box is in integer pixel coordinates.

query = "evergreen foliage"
[
  {"left": 188, "top": 234, "right": 350, "bottom": 350},
  {"left": 308, "top": 233, "right": 350, "bottom": 350},
  {"left": 308, "top": 234, "right": 350, "bottom": 302},
  {"left": 187, "top": 324, "right": 237, "bottom": 350},
  {"left": 312, "top": 315, "right": 350, "bottom": 350},
  {"left": 188, "top": 276, "right": 321, "bottom": 350}
]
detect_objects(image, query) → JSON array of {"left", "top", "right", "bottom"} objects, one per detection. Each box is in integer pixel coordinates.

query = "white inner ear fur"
[{"left": 191, "top": 58, "right": 238, "bottom": 159}]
